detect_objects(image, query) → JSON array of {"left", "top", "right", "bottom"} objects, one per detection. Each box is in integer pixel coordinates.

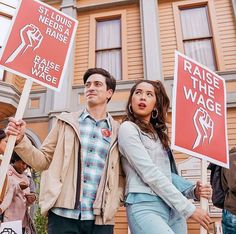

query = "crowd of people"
[{"left": 0, "top": 67, "right": 234, "bottom": 234}]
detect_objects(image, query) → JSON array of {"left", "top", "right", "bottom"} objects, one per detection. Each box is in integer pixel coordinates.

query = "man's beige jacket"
[{"left": 15, "top": 111, "right": 125, "bottom": 225}]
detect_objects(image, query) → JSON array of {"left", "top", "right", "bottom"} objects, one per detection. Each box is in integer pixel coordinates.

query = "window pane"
[
  {"left": 96, "top": 50, "right": 121, "bottom": 80},
  {"left": 96, "top": 19, "right": 121, "bottom": 50},
  {"left": 0, "top": 15, "right": 11, "bottom": 46},
  {"left": 184, "top": 39, "right": 216, "bottom": 71},
  {"left": 180, "top": 7, "right": 210, "bottom": 39}
]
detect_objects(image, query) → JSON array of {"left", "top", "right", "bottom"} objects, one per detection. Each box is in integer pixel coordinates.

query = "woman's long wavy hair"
[{"left": 125, "top": 80, "right": 170, "bottom": 149}]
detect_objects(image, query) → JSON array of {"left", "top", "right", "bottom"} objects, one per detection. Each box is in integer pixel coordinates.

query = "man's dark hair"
[
  {"left": 0, "top": 129, "right": 6, "bottom": 141},
  {"left": 83, "top": 68, "right": 116, "bottom": 103}
]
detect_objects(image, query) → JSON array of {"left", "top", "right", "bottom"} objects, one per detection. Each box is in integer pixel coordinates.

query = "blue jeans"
[
  {"left": 222, "top": 209, "right": 236, "bottom": 234},
  {"left": 126, "top": 200, "right": 187, "bottom": 234}
]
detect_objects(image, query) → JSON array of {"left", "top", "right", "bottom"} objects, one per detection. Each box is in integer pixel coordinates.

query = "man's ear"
[{"left": 107, "top": 89, "right": 113, "bottom": 99}]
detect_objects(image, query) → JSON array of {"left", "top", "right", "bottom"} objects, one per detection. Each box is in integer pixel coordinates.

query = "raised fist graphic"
[
  {"left": 192, "top": 107, "right": 214, "bottom": 149},
  {"left": 5, "top": 24, "right": 43, "bottom": 63},
  {"left": 0, "top": 228, "right": 17, "bottom": 234}
]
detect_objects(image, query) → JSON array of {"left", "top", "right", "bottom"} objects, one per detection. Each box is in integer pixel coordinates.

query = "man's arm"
[{"left": 6, "top": 117, "right": 60, "bottom": 171}]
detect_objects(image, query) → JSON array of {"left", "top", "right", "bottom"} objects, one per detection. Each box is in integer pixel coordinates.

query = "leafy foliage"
[
  {"left": 34, "top": 206, "right": 48, "bottom": 234},
  {"left": 32, "top": 171, "right": 48, "bottom": 234}
]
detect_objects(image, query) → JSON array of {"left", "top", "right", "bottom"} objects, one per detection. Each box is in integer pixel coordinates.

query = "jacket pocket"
[
  {"left": 39, "top": 170, "right": 62, "bottom": 215},
  {"left": 103, "top": 186, "right": 121, "bottom": 223}
]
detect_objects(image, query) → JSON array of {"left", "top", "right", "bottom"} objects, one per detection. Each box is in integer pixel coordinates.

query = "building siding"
[
  {"left": 215, "top": 0, "right": 236, "bottom": 70},
  {"left": 0, "top": 1, "right": 235, "bottom": 233},
  {"left": 159, "top": 0, "right": 177, "bottom": 78},
  {"left": 74, "top": 3, "right": 143, "bottom": 84},
  {"left": 159, "top": 0, "right": 236, "bottom": 77}
]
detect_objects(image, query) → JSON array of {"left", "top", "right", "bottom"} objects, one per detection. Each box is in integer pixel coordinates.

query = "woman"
[
  {"left": 0, "top": 129, "right": 8, "bottom": 211},
  {"left": 0, "top": 129, "right": 7, "bottom": 155},
  {"left": 0, "top": 151, "right": 36, "bottom": 233},
  {"left": 118, "top": 80, "right": 212, "bottom": 234}
]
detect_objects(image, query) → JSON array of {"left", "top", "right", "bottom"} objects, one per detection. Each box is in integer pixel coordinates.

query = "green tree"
[
  {"left": 34, "top": 206, "right": 47, "bottom": 234},
  {"left": 33, "top": 171, "right": 48, "bottom": 234}
]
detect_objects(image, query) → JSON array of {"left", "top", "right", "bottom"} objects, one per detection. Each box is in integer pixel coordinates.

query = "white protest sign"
[{"left": 0, "top": 220, "right": 22, "bottom": 234}]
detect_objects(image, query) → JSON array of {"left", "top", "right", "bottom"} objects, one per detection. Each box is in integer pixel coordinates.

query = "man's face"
[{"left": 84, "top": 74, "right": 113, "bottom": 107}]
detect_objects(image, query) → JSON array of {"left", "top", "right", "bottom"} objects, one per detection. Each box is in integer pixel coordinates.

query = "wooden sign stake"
[
  {"left": 0, "top": 78, "right": 33, "bottom": 195},
  {"left": 200, "top": 159, "right": 208, "bottom": 234}
]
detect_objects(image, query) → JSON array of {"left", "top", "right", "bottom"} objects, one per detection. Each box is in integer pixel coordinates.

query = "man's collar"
[
  {"left": 80, "top": 109, "right": 90, "bottom": 121},
  {"left": 80, "top": 109, "right": 112, "bottom": 129}
]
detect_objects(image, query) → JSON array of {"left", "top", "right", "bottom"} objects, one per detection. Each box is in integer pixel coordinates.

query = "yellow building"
[{"left": 0, "top": 0, "right": 236, "bottom": 233}]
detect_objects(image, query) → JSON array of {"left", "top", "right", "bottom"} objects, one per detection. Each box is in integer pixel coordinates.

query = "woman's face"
[
  {"left": 0, "top": 137, "right": 7, "bottom": 155},
  {"left": 13, "top": 160, "right": 28, "bottom": 174},
  {"left": 131, "top": 82, "right": 157, "bottom": 122}
]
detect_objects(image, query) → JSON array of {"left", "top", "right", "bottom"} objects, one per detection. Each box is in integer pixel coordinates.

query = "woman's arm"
[
  {"left": 172, "top": 174, "right": 212, "bottom": 200},
  {"left": 171, "top": 173, "right": 196, "bottom": 199},
  {"left": 0, "top": 182, "right": 15, "bottom": 213},
  {"left": 118, "top": 122, "right": 195, "bottom": 218}
]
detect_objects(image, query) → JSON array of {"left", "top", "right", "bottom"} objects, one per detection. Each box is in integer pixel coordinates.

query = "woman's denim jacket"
[{"left": 118, "top": 121, "right": 196, "bottom": 219}]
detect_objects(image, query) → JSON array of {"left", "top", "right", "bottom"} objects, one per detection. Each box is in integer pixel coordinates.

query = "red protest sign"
[
  {"left": 171, "top": 51, "right": 229, "bottom": 168},
  {"left": 0, "top": 0, "right": 78, "bottom": 91}
]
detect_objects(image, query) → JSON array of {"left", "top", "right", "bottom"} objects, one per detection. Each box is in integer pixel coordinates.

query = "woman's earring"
[
  {"left": 152, "top": 108, "right": 158, "bottom": 119},
  {"left": 129, "top": 104, "right": 133, "bottom": 114}
]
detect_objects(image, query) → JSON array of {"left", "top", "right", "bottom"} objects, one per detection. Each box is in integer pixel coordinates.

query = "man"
[
  {"left": 6, "top": 68, "right": 125, "bottom": 234},
  {"left": 221, "top": 146, "right": 236, "bottom": 233}
]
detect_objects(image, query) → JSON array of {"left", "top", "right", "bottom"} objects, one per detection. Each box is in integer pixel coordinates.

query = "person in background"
[
  {"left": 5, "top": 68, "right": 124, "bottom": 234},
  {"left": 118, "top": 80, "right": 212, "bottom": 234},
  {"left": 25, "top": 167, "right": 37, "bottom": 220},
  {"left": 0, "top": 151, "right": 36, "bottom": 233},
  {"left": 221, "top": 146, "right": 236, "bottom": 233},
  {"left": 0, "top": 129, "right": 7, "bottom": 156},
  {"left": 0, "top": 129, "right": 8, "bottom": 221}
]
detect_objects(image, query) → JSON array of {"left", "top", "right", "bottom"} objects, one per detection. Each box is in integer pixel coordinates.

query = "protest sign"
[
  {"left": 0, "top": 0, "right": 78, "bottom": 91},
  {"left": 171, "top": 51, "right": 229, "bottom": 168},
  {"left": 0, "top": 0, "right": 78, "bottom": 196},
  {"left": 0, "top": 220, "right": 22, "bottom": 234},
  {"left": 171, "top": 51, "right": 229, "bottom": 234}
]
